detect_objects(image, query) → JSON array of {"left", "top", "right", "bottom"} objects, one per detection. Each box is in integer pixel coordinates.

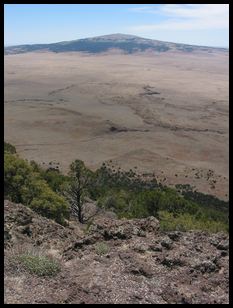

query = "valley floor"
[{"left": 4, "top": 52, "right": 229, "bottom": 199}]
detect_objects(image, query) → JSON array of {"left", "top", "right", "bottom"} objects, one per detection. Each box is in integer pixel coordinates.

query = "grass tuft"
[
  {"left": 13, "top": 249, "right": 61, "bottom": 277},
  {"left": 95, "top": 242, "right": 110, "bottom": 256}
]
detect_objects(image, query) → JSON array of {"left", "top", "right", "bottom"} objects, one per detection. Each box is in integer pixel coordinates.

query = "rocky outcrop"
[
  {"left": 88, "top": 216, "right": 159, "bottom": 239},
  {"left": 4, "top": 200, "right": 229, "bottom": 304},
  {"left": 4, "top": 200, "right": 82, "bottom": 251}
]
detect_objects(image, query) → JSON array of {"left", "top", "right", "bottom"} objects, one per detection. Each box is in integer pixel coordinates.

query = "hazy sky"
[{"left": 4, "top": 4, "right": 229, "bottom": 47}]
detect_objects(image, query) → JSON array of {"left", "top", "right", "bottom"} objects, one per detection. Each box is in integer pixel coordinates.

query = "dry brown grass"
[{"left": 4, "top": 51, "right": 229, "bottom": 199}]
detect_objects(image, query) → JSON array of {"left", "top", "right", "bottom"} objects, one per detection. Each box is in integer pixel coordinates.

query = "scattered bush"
[
  {"left": 4, "top": 141, "right": 229, "bottom": 233},
  {"left": 17, "top": 253, "right": 60, "bottom": 276},
  {"left": 95, "top": 242, "right": 110, "bottom": 256}
]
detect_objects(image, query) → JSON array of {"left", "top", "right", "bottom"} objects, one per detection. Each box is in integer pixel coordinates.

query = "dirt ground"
[
  {"left": 4, "top": 201, "right": 229, "bottom": 304},
  {"left": 4, "top": 51, "right": 229, "bottom": 199}
]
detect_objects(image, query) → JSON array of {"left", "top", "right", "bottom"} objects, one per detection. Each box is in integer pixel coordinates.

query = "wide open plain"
[{"left": 4, "top": 51, "right": 229, "bottom": 199}]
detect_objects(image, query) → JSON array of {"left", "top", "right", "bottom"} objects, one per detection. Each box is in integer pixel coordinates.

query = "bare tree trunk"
[{"left": 78, "top": 205, "right": 84, "bottom": 223}]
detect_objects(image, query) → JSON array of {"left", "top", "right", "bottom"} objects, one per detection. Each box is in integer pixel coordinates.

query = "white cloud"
[
  {"left": 161, "top": 4, "right": 228, "bottom": 19},
  {"left": 129, "top": 4, "right": 229, "bottom": 31},
  {"left": 129, "top": 6, "right": 155, "bottom": 13}
]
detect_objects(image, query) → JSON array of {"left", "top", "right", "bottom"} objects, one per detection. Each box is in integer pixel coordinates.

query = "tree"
[
  {"left": 4, "top": 152, "right": 69, "bottom": 224},
  {"left": 65, "top": 160, "right": 93, "bottom": 223},
  {"left": 4, "top": 141, "right": 16, "bottom": 154}
]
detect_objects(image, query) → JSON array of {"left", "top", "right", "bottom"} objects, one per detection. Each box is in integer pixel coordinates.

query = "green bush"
[
  {"left": 4, "top": 141, "right": 228, "bottom": 233},
  {"left": 96, "top": 184, "right": 228, "bottom": 233},
  {"left": 89, "top": 163, "right": 158, "bottom": 200},
  {"left": 95, "top": 242, "right": 110, "bottom": 255},
  {"left": 97, "top": 190, "right": 140, "bottom": 219},
  {"left": 4, "top": 152, "right": 69, "bottom": 224},
  {"left": 30, "top": 161, "right": 71, "bottom": 194},
  {"left": 17, "top": 253, "right": 60, "bottom": 276},
  {"left": 159, "top": 211, "right": 228, "bottom": 233},
  {"left": 4, "top": 141, "right": 16, "bottom": 154}
]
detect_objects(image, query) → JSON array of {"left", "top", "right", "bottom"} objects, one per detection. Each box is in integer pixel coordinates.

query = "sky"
[{"left": 4, "top": 4, "right": 229, "bottom": 47}]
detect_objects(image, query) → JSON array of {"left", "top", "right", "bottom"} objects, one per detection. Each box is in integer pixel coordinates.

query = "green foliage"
[
  {"left": 69, "top": 160, "right": 94, "bottom": 191},
  {"left": 84, "top": 218, "right": 94, "bottom": 234},
  {"left": 43, "top": 169, "right": 70, "bottom": 193},
  {"left": 133, "top": 190, "right": 163, "bottom": 218},
  {"left": 4, "top": 141, "right": 16, "bottom": 154},
  {"left": 181, "top": 188, "right": 229, "bottom": 214},
  {"left": 29, "top": 160, "right": 42, "bottom": 173},
  {"left": 30, "top": 161, "right": 71, "bottom": 194},
  {"left": 89, "top": 163, "right": 158, "bottom": 200},
  {"left": 95, "top": 242, "right": 110, "bottom": 256},
  {"left": 4, "top": 152, "right": 69, "bottom": 224},
  {"left": 159, "top": 211, "right": 228, "bottom": 233},
  {"left": 97, "top": 190, "right": 137, "bottom": 219},
  {"left": 17, "top": 253, "right": 60, "bottom": 276},
  {"left": 94, "top": 165, "right": 228, "bottom": 233},
  {"left": 4, "top": 142, "right": 228, "bottom": 233},
  {"left": 65, "top": 160, "right": 94, "bottom": 223}
]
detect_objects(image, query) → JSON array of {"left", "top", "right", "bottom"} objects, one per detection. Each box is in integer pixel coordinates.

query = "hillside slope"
[
  {"left": 4, "top": 33, "right": 228, "bottom": 55},
  {"left": 4, "top": 200, "right": 229, "bottom": 304}
]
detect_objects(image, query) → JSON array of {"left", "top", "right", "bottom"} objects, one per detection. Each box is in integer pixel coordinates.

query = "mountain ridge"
[{"left": 4, "top": 33, "right": 229, "bottom": 55}]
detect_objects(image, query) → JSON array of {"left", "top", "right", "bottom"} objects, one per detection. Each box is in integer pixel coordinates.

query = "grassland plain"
[{"left": 4, "top": 50, "right": 229, "bottom": 199}]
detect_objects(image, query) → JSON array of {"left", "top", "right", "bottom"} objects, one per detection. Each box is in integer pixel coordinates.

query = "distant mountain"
[{"left": 4, "top": 33, "right": 228, "bottom": 55}]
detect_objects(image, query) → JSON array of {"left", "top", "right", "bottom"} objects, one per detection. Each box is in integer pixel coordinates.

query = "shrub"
[
  {"left": 4, "top": 152, "right": 69, "bottom": 224},
  {"left": 95, "top": 242, "right": 110, "bottom": 255},
  {"left": 4, "top": 141, "right": 16, "bottom": 154},
  {"left": 159, "top": 211, "right": 228, "bottom": 233},
  {"left": 4, "top": 142, "right": 228, "bottom": 233},
  {"left": 17, "top": 253, "right": 60, "bottom": 276},
  {"left": 97, "top": 190, "right": 137, "bottom": 219},
  {"left": 30, "top": 161, "right": 71, "bottom": 194}
]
